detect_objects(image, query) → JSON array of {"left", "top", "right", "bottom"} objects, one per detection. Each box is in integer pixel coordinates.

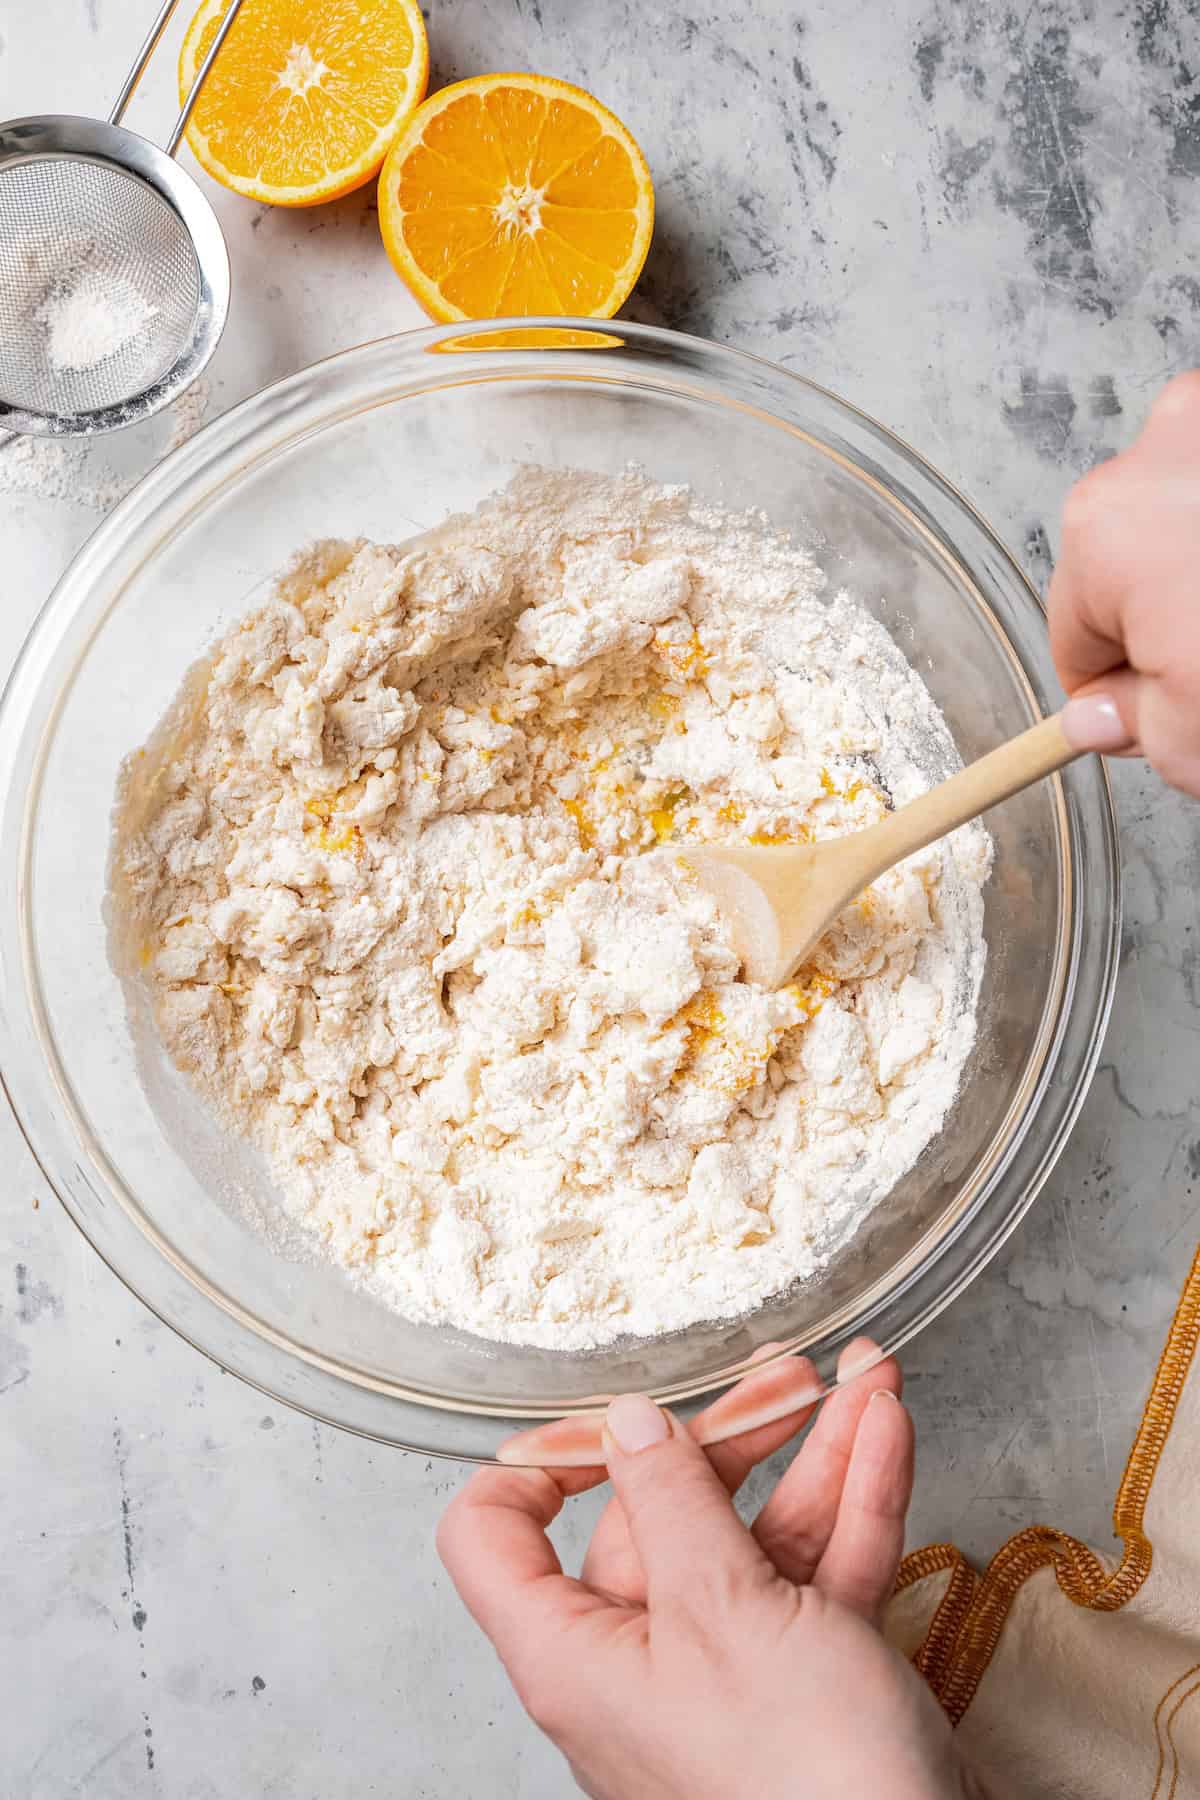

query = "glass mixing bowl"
[{"left": 0, "top": 320, "right": 1119, "bottom": 1461}]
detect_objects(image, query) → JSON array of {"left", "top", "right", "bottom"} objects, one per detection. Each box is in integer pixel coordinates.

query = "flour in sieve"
[
  {"left": 37, "top": 267, "right": 159, "bottom": 375},
  {"left": 113, "top": 467, "right": 991, "bottom": 1349}
]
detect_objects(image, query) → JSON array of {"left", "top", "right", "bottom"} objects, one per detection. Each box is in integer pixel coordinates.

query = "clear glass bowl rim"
[{"left": 0, "top": 317, "right": 1121, "bottom": 1461}]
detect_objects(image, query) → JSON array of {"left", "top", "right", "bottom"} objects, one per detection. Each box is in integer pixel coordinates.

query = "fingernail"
[
  {"left": 837, "top": 1337, "right": 881, "bottom": 1382},
  {"left": 606, "top": 1393, "right": 670, "bottom": 1454},
  {"left": 1061, "top": 693, "right": 1133, "bottom": 753},
  {"left": 870, "top": 1388, "right": 901, "bottom": 1406}
]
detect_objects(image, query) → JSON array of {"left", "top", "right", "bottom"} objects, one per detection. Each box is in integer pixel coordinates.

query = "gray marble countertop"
[{"left": 3, "top": 1, "right": 1199, "bottom": 1794}]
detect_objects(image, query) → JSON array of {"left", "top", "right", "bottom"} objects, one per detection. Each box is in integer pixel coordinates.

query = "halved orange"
[
  {"left": 178, "top": 0, "right": 429, "bottom": 207},
  {"left": 377, "top": 73, "right": 655, "bottom": 321}
]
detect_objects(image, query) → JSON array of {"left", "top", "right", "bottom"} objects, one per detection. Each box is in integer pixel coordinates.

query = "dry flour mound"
[
  {"left": 36, "top": 268, "right": 158, "bottom": 375},
  {"left": 113, "top": 468, "right": 990, "bottom": 1349}
]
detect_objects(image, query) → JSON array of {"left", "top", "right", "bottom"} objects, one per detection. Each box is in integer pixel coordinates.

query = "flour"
[
  {"left": 113, "top": 468, "right": 991, "bottom": 1349},
  {"left": 164, "top": 377, "right": 211, "bottom": 452},
  {"left": 0, "top": 379, "right": 210, "bottom": 509},
  {"left": 36, "top": 268, "right": 159, "bottom": 375}
]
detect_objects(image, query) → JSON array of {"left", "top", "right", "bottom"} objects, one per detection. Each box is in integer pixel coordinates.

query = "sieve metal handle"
[
  {"left": 108, "top": 0, "right": 249, "bottom": 158},
  {"left": 166, "top": 0, "right": 250, "bottom": 156}
]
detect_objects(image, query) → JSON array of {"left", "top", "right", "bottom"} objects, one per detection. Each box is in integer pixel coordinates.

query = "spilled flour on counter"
[
  {"left": 113, "top": 468, "right": 991, "bottom": 1348},
  {"left": 0, "top": 379, "right": 210, "bottom": 509}
]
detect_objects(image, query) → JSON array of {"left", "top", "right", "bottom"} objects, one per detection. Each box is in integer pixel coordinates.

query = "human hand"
[
  {"left": 1054, "top": 370, "right": 1200, "bottom": 796},
  {"left": 438, "top": 1347, "right": 987, "bottom": 1800}
]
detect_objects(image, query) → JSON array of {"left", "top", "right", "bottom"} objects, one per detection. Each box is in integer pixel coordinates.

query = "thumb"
[
  {"left": 1061, "top": 669, "right": 1141, "bottom": 756},
  {"left": 603, "top": 1394, "right": 767, "bottom": 1614}
]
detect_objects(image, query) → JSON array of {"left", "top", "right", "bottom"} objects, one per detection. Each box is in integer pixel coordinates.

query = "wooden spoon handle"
[{"left": 853, "top": 711, "right": 1078, "bottom": 883}]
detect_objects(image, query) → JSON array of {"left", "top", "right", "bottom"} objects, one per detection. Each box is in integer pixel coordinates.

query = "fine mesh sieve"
[{"left": 0, "top": 0, "right": 247, "bottom": 437}]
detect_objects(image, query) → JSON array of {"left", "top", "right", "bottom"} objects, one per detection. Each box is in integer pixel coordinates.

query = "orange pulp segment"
[
  {"left": 377, "top": 72, "right": 655, "bottom": 321},
  {"left": 178, "top": 0, "right": 429, "bottom": 207}
]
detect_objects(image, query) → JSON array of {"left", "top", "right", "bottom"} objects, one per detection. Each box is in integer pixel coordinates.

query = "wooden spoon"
[{"left": 675, "top": 712, "right": 1079, "bottom": 988}]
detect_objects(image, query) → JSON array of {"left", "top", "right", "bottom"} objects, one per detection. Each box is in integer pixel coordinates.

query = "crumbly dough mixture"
[{"left": 115, "top": 468, "right": 990, "bottom": 1349}]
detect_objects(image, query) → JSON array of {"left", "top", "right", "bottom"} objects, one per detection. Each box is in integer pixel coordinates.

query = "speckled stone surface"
[{"left": 3, "top": 1, "right": 1199, "bottom": 1793}]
